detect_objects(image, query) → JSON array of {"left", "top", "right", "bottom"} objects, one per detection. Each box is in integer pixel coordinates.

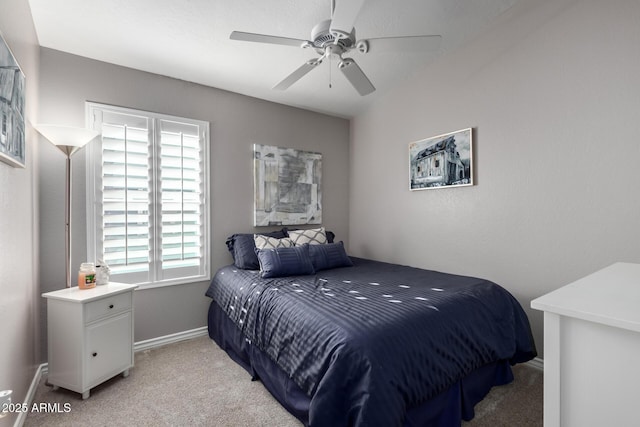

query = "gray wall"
[
  {"left": 349, "top": 0, "right": 640, "bottom": 358},
  {"left": 0, "top": 0, "right": 40, "bottom": 425},
  {"left": 38, "top": 48, "right": 350, "bottom": 359}
]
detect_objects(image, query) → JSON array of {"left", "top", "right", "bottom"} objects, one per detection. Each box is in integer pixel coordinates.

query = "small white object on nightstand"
[{"left": 42, "top": 282, "right": 138, "bottom": 399}]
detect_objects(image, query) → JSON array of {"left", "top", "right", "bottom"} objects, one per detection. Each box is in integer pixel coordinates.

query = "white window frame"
[{"left": 85, "top": 102, "right": 210, "bottom": 289}]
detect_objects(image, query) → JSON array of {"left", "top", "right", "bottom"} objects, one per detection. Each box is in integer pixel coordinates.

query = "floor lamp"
[{"left": 36, "top": 125, "right": 100, "bottom": 288}]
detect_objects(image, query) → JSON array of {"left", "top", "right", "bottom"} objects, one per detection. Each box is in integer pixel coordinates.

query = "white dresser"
[
  {"left": 43, "top": 282, "right": 138, "bottom": 399},
  {"left": 531, "top": 263, "right": 640, "bottom": 427}
]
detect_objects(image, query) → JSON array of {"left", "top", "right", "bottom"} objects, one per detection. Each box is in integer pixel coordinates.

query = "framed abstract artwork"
[
  {"left": 409, "top": 128, "right": 473, "bottom": 190},
  {"left": 0, "top": 31, "right": 26, "bottom": 168},
  {"left": 254, "top": 144, "right": 322, "bottom": 226}
]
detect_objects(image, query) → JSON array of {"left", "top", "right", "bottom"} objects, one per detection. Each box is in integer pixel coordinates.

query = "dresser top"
[
  {"left": 531, "top": 262, "right": 640, "bottom": 332},
  {"left": 42, "top": 282, "right": 138, "bottom": 303}
]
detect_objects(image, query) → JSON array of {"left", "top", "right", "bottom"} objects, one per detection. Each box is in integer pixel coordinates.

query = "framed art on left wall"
[{"left": 0, "top": 31, "right": 26, "bottom": 168}]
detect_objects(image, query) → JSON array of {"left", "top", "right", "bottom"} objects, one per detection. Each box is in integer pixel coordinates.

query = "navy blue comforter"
[{"left": 206, "top": 257, "right": 536, "bottom": 426}]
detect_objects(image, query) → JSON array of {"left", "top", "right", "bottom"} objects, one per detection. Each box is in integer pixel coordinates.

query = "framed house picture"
[
  {"left": 409, "top": 128, "right": 473, "bottom": 190},
  {"left": 0, "top": 31, "right": 25, "bottom": 168},
  {"left": 254, "top": 144, "right": 322, "bottom": 226}
]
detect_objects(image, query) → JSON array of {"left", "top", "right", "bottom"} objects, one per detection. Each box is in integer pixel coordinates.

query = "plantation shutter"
[
  {"left": 87, "top": 103, "right": 210, "bottom": 288},
  {"left": 158, "top": 119, "right": 205, "bottom": 280},
  {"left": 99, "top": 111, "right": 152, "bottom": 283}
]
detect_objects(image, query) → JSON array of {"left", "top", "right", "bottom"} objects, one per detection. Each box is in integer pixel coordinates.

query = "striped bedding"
[{"left": 206, "top": 257, "right": 536, "bottom": 426}]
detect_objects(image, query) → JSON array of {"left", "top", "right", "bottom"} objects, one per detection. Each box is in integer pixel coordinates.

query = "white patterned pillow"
[
  {"left": 288, "top": 227, "right": 328, "bottom": 246},
  {"left": 254, "top": 235, "right": 294, "bottom": 250}
]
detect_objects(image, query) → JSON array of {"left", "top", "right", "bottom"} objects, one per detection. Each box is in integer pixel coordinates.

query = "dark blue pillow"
[
  {"left": 256, "top": 244, "right": 315, "bottom": 278},
  {"left": 308, "top": 241, "right": 353, "bottom": 271},
  {"left": 226, "top": 230, "right": 287, "bottom": 270}
]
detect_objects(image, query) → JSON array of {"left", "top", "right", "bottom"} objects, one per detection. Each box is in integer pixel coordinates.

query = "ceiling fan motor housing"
[{"left": 310, "top": 19, "right": 355, "bottom": 51}]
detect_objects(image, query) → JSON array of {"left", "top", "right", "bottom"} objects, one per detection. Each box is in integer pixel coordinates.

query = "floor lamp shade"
[
  {"left": 36, "top": 124, "right": 100, "bottom": 288},
  {"left": 35, "top": 125, "right": 99, "bottom": 156}
]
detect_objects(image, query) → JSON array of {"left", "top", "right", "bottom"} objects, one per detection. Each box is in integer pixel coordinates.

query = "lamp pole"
[
  {"left": 55, "top": 144, "right": 82, "bottom": 288},
  {"left": 35, "top": 125, "right": 99, "bottom": 289},
  {"left": 65, "top": 154, "right": 71, "bottom": 288}
]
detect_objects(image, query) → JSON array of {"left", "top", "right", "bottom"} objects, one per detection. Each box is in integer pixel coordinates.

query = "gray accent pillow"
[
  {"left": 308, "top": 241, "right": 353, "bottom": 271},
  {"left": 256, "top": 244, "right": 315, "bottom": 278}
]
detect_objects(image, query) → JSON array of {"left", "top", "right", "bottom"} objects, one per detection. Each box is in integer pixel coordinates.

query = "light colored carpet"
[
  {"left": 463, "top": 362, "right": 543, "bottom": 427},
  {"left": 25, "top": 335, "right": 542, "bottom": 426}
]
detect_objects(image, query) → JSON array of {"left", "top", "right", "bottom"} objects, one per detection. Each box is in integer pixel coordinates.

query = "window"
[{"left": 86, "top": 103, "right": 210, "bottom": 288}]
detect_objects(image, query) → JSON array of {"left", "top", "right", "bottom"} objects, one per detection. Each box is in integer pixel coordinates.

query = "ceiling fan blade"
[
  {"left": 273, "top": 59, "right": 322, "bottom": 90},
  {"left": 338, "top": 58, "right": 375, "bottom": 96},
  {"left": 230, "top": 31, "right": 307, "bottom": 48},
  {"left": 363, "top": 35, "right": 442, "bottom": 53},
  {"left": 330, "top": 0, "right": 366, "bottom": 38}
]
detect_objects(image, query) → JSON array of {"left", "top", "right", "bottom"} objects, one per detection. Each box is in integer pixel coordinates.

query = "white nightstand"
[{"left": 42, "top": 282, "right": 138, "bottom": 399}]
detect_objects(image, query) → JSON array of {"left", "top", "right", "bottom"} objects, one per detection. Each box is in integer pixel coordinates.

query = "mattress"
[{"left": 205, "top": 257, "right": 536, "bottom": 426}]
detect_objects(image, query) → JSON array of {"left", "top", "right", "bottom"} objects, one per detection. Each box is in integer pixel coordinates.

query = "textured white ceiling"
[{"left": 29, "top": 0, "right": 521, "bottom": 118}]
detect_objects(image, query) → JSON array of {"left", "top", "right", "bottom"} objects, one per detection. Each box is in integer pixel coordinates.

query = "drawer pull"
[
  {"left": 85, "top": 293, "right": 131, "bottom": 323},
  {"left": 92, "top": 352, "right": 98, "bottom": 357}
]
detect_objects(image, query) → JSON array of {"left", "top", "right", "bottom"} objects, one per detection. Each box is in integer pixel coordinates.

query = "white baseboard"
[
  {"left": 134, "top": 326, "right": 208, "bottom": 352},
  {"left": 526, "top": 356, "right": 544, "bottom": 370},
  {"left": 14, "top": 363, "right": 47, "bottom": 427}
]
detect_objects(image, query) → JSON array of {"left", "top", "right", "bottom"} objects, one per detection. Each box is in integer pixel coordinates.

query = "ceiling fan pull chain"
[{"left": 329, "top": 55, "right": 332, "bottom": 89}]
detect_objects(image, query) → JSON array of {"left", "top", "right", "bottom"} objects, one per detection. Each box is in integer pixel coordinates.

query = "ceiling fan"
[{"left": 229, "top": 0, "right": 441, "bottom": 96}]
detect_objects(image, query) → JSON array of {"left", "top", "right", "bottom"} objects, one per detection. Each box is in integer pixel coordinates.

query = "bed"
[{"left": 205, "top": 230, "right": 536, "bottom": 426}]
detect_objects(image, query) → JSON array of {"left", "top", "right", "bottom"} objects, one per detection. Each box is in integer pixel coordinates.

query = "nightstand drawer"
[{"left": 85, "top": 292, "right": 132, "bottom": 323}]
